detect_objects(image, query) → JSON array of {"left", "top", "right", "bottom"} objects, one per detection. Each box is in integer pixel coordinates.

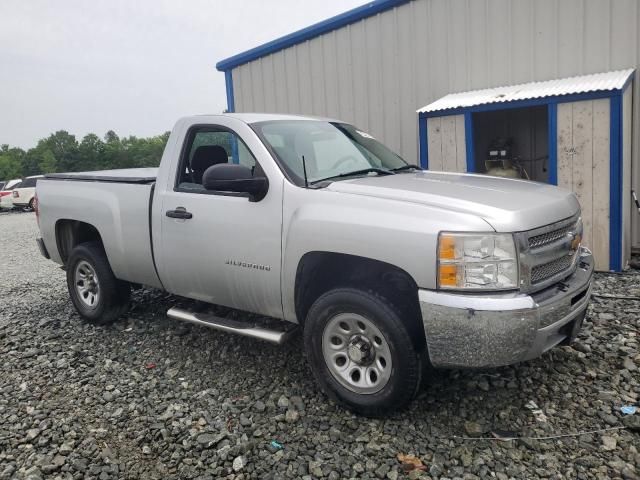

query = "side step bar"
[{"left": 167, "top": 307, "right": 296, "bottom": 345}]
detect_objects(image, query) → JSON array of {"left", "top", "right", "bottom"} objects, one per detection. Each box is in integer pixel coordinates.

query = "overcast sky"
[{"left": 0, "top": 0, "right": 365, "bottom": 149}]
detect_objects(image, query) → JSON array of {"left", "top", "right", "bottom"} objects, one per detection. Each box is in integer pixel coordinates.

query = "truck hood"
[{"left": 326, "top": 171, "right": 579, "bottom": 232}]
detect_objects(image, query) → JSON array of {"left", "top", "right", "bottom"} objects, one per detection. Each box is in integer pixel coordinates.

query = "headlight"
[{"left": 437, "top": 232, "right": 518, "bottom": 291}]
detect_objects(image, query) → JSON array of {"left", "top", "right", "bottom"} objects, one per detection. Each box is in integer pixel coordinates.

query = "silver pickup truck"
[{"left": 35, "top": 114, "right": 593, "bottom": 415}]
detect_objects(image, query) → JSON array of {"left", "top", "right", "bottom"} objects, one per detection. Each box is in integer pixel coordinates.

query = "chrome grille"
[
  {"left": 528, "top": 224, "right": 574, "bottom": 249},
  {"left": 517, "top": 214, "right": 582, "bottom": 292},
  {"left": 531, "top": 255, "right": 574, "bottom": 284}
]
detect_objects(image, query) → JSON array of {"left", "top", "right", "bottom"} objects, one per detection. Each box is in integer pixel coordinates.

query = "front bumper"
[{"left": 419, "top": 247, "right": 594, "bottom": 368}]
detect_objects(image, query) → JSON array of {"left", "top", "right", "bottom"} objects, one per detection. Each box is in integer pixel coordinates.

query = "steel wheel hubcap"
[
  {"left": 75, "top": 260, "right": 100, "bottom": 308},
  {"left": 322, "top": 313, "right": 392, "bottom": 394}
]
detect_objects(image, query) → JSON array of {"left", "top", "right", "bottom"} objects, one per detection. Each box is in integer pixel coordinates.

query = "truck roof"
[{"left": 188, "top": 113, "right": 341, "bottom": 124}]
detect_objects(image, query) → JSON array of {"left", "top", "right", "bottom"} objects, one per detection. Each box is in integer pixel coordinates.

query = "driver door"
[{"left": 155, "top": 124, "right": 283, "bottom": 319}]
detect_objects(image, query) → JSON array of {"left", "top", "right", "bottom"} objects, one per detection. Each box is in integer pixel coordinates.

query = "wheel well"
[
  {"left": 294, "top": 252, "right": 426, "bottom": 352},
  {"left": 55, "top": 220, "right": 103, "bottom": 264}
]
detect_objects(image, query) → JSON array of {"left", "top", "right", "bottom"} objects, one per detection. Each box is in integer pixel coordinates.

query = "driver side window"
[{"left": 177, "top": 127, "right": 257, "bottom": 192}]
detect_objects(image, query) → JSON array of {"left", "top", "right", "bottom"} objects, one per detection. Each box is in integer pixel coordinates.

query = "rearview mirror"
[{"left": 202, "top": 164, "right": 268, "bottom": 202}]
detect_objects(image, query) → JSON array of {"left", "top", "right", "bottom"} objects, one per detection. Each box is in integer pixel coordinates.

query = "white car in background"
[
  {"left": 11, "top": 175, "right": 43, "bottom": 210},
  {"left": 0, "top": 179, "right": 22, "bottom": 210}
]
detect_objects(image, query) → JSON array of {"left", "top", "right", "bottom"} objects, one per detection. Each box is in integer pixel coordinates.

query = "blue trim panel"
[
  {"left": 422, "top": 90, "right": 621, "bottom": 118},
  {"left": 224, "top": 70, "right": 235, "bottom": 113},
  {"left": 216, "top": 0, "right": 411, "bottom": 71},
  {"left": 609, "top": 95, "right": 623, "bottom": 271},
  {"left": 548, "top": 103, "right": 558, "bottom": 185},
  {"left": 418, "top": 114, "right": 428, "bottom": 169},
  {"left": 464, "top": 112, "right": 475, "bottom": 172}
]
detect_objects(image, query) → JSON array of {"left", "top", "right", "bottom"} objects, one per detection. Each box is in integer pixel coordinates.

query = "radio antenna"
[{"left": 302, "top": 155, "right": 309, "bottom": 188}]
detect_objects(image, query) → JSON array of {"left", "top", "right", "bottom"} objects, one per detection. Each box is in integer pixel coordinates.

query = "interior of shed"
[{"left": 472, "top": 105, "right": 549, "bottom": 183}]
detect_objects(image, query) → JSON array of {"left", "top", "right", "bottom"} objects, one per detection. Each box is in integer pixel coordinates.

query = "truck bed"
[
  {"left": 46, "top": 167, "right": 158, "bottom": 184},
  {"left": 37, "top": 173, "right": 163, "bottom": 289}
]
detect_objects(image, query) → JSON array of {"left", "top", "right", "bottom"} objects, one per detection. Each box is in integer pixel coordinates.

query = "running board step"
[{"left": 166, "top": 307, "right": 295, "bottom": 345}]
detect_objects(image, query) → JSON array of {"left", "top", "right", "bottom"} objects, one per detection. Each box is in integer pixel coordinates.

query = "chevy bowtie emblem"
[{"left": 568, "top": 232, "right": 582, "bottom": 251}]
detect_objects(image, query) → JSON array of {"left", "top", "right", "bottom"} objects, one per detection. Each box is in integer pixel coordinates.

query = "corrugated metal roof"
[{"left": 418, "top": 69, "right": 635, "bottom": 113}]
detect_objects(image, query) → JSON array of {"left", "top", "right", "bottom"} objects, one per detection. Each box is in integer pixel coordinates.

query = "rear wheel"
[
  {"left": 66, "top": 242, "right": 130, "bottom": 324},
  {"left": 304, "top": 288, "right": 422, "bottom": 416}
]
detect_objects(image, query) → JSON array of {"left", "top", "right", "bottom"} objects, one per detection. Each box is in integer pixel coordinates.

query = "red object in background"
[{"left": 0, "top": 191, "right": 11, "bottom": 197}]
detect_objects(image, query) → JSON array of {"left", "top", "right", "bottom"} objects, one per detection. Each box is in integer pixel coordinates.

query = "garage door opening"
[{"left": 471, "top": 105, "right": 549, "bottom": 182}]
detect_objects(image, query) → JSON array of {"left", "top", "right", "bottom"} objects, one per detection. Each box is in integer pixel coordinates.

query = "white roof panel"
[{"left": 418, "top": 69, "right": 635, "bottom": 114}]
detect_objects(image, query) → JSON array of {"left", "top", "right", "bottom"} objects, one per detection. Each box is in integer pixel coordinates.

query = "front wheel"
[
  {"left": 304, "top": 288, "right": 422, "bottom": 416},
  {"left": 66, "top": 242, "right": 130, "bottom": 325}
]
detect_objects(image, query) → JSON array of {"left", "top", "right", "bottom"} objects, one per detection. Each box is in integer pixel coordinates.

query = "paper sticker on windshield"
[{"left": 356, "top": 130, "right": 375, "bottom": 139}]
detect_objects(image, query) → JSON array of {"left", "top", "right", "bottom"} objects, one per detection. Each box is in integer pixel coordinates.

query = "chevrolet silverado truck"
[{"left": 35, "top": 114, "right": 593, "bottom": 415}]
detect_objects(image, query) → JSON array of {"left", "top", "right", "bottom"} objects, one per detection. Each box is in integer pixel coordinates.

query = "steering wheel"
[{"left": 330, "top": 155, "right": 360, "bottom": 171}]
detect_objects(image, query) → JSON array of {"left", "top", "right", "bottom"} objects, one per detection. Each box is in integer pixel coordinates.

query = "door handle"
[{"left": 166, "top": 207, "right": 193, "bottom": 220}]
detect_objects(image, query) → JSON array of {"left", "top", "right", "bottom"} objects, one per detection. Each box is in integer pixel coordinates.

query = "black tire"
[
  {"left": 27, "top": 198, "right": 35, "bottom": 211},
  {"left": 66, "top": 242, "right": 130, "bottom": 325},
  {"left": 304, "top": 288, "right": 422, "bottom": 416}
]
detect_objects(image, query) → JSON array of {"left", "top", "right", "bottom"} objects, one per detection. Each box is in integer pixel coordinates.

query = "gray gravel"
[{"left": 1, "top": 212, "right": 639, "bottom": 480}]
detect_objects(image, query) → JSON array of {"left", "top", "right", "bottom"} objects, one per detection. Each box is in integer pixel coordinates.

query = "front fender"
[{"left": 281, "top": 183, "right": 493, "bottom": 322}]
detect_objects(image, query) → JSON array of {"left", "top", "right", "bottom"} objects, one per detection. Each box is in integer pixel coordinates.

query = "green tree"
[
  {"left": 79, "top": 133, "right": 105, "bottom": 171},
  {"left": 39, "top": 150, "right": 57, "bottom": 174},
  {"left": 0, "top": 145, "right": 25, "bottom": 180},
  {"left": 102, "top": 130, "right": 126, "bottom": 169},
  {"left": 1, "top": 128, "right": 170, "bottom": 178},
  {"left": 39, "top": 131, "right": 79, "bottom": 172},
  {"left": 21, "top": 150, "right": 43, "bottom": 176}
]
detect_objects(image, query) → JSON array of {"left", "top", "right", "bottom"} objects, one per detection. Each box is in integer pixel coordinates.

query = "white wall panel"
[
  {"left": 271, "top": 51, "right": 288, "bottom": 113},
  {"left": 380, "top": 8, "right": 401, "bottom": 155},
  {"left": 335, "top": 27, "right": 354, "bottom": 122},
  {"left": 446, "top": 0, "right": 468, "bottom": 93},
  {"left": 557, "top": 0, "right": 584, "bottom": 77},
  {"left": 261, "top": 55, "right": 277, "bottom": 112},
  {"left": 349, "top": 21, "right": 370, "bottom": 132},
  {"left": 230, "top": 0, "right": 640, "bottom": 246},
  {"left": 466, "top": 0, "right": 489, "bottom": 90},
  {"left": 584, "top": 0, "right": 611, "bottom": 73},
  {"left": 510, "top": 0, "right": 534, "bottom": 84},
  {"left": 365, "top": 14, "right": 385, "bottom": 142},
  {"left": 283, "top": 48, "right": 300, "bottom": 112},
  {"left": 532, "top": 0, "right": 558, "bottom": 80},
  {"left": 397, "top": 3, "right": 417, "bottom": 161},
  {"left": 296, "top": 42, "right": 313, "bottom": 115},
  {"left": 487, "top": 0, "right": 511, "bottom": 86}
]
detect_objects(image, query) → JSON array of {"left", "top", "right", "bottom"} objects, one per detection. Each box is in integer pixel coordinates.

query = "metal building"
[{"left": 216, "top": 0, "right": 640, "bottom": 270}]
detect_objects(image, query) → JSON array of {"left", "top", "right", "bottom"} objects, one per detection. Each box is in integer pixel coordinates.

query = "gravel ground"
[{"left": 0, "top": 211, "right": 639, "bottom": 480}]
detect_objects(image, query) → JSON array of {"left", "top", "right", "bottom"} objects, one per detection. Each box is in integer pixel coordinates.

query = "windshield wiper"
[
  {"left": 311, "top": 167, "right": 395, "bottom": 185},
  {"left": 390, "top": 164, "right": 422, "bottom": 172}
]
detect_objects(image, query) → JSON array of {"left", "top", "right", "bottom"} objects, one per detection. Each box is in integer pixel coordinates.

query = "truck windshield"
[{"left": 252, "top": 120, "right": 410, "bottom": 185}]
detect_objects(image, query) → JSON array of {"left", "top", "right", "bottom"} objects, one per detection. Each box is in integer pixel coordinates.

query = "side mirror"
[{"left": 202, "top": 163, "right": 268, "bottom": 202}]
